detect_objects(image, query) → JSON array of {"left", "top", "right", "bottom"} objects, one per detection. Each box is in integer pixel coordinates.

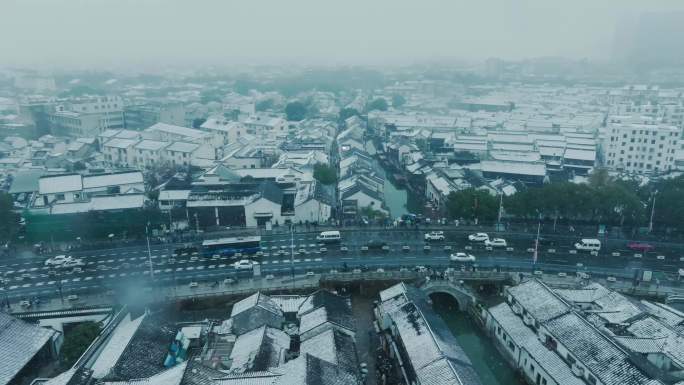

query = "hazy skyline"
[{"left": 2, "top": 0, "right": 684, "bottom": 69}]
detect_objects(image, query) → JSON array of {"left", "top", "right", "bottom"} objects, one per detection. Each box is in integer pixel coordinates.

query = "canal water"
[
  {"left": 374, "top": 158, "right": 422, "bottom": 219},
  {"left": 432, "top": 298, "right": 525, "bottom": 385},
  {"left": 383, "top": 177, "right": 409, "bottom": 219}
]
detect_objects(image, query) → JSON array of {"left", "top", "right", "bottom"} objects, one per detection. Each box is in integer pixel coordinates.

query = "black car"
[
  {"left": 366, "top": 240, "right": 388, "bottom": 250},
  {"left": 534, "top": 237, "right": 556, "bottom": 247}
]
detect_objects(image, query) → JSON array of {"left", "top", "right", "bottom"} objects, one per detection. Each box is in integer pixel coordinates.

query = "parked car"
[
  {"left": 468, "top": 233, "right": 489, "bottom": 242},
  {"left": 485, "top": 238, "right": 507, "bottom": 248},
  {"left": 45, "top": 255, "right": 71, "bottom": 266},
  {"left": 234, "top": 260, "right": 258, "bottom": 270},
  {"left": 450, "top": 252, "right": 476, "bottom": 262},
  {"left": 627, "top": 242, "right": 655, "bottom": 253},
  {"left": 424, "top": 231, "right": 445, "bottom": 241}
]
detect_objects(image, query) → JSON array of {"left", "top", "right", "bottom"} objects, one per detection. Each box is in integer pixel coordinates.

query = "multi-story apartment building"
[
  {"left": 124, "top": 102, "right": 186, "bottom": 130},
  {"left": 48, "top": 96, "right": 124, "bottom": 137},
  {"left": 603, "top": 117, "right": 681, "bottom": 174}
]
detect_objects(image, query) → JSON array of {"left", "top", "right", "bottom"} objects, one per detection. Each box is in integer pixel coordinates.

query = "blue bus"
[{"left": 202, "top": 236, "right": 261, "bottom": 257}]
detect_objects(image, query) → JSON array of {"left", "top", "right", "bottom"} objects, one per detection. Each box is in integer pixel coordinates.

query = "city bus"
[{"left": 202, "top": 236, "right": 261, "bottom": 257}]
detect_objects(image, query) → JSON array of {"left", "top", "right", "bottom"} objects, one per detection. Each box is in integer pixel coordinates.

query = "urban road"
[{"left": 1, "top": 228, "right": 684, "bottom": 304}]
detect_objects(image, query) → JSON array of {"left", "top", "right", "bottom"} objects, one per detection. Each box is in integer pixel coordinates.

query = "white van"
[
  {"left": 316, "top": 231, "right": 341, "bottom": 243},
  {"left": 574, "top": 238, "right": 601, "bottom": 252}
]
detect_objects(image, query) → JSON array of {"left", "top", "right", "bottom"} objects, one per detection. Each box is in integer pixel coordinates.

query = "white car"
[
  {"left": 45, "top": 255, "right": 71, "bottom": 266},
  {"left": 424, "top": 231, "right": 445, "bottom": 241},
  {"left": 61, "top": 259, "right": 85, "bottom": 269},
  {"left": 234, "top": 260, "right": 258, "bottom": 270},
  {"left": 468, "top": 233, "right": 489, "bottom": 242},
  {"left": 450, "top": 252, "right": 476, "bottom": 262},
  {"left": 485, "top": 238, "right": 507, "bottom": 247}
]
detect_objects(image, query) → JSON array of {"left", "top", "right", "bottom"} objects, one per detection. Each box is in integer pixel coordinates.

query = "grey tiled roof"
[
  {"left": 300, "top": 329, "right": 358, "bottom": 375},
  {"left": 393, "top": 299, "right": 482, "bottom": 385},
  {"left": 507, "top": 279, "right": 569, "bottom": 322},
  {"left": 488, "top": 304, "right": 584, "bottom": 385},
  {"left": 544, "top": 312, "right": 659, "bottom": 385},
  {"left": 103, "top": 315, "right": 178, "bottom": 381},
  {"left": 0, "top": 312, "right": 56, "bottom": 385}
]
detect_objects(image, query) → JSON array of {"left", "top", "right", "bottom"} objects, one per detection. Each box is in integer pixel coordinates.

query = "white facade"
[
  {"left": 604, "top": 120, "right": 681, "bottom": 174},
  {"left": 244, "top": 197, "right": 287, "bottom": 227},
  {"left": 102, "top": 138, "right": 138, "bottom": 167}
]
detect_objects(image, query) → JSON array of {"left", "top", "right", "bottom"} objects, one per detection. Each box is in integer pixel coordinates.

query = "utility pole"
[
  {"left": 146, "top": 223, "right": 154, "bottom": 279},
  {"left": 290, "top": 223, "right": 295, "bottom": 289},
  {"left": 648, "top": 190, "right": 658, "bottom": 234},
  {"left": 533, "top": 215, "right": 541, "bottom": 265},
  {"left": 497, "top": 193, "right": 504, "bottom": 224}
]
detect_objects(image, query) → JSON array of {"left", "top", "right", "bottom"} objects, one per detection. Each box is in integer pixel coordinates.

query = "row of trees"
[{"left": 444, "top": 173, "right": 684, "bottom": 232}]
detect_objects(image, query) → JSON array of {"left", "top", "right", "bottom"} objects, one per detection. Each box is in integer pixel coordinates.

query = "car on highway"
[
  {"left": 424, "top": 231, "right": 445, "bottom": 242},
  {"left": 535, "top": 236, "right": 556, "bottom": 247},
  {"left": 450, "top": 252, "right": 476, "bottom": 262},
  {"left": 574, "top": 238, "right": 601, "bottom": 252},
  {"left": 61, "top": 259, "right": 85, "bottom": 269},
  {"left": 366, "top": 240, "right": 388, "bottom": 250},
  {"left": 45, "top": 255, "right": 71, "bottom": 266},
  {"left": 234, "top": 259, "right": 258, "bottom": 270},
  {"left": 468, "top": 233, "right": 489, "bottom": 242},
  {"left": 627, "top": 242, "right": 655, "bottom": 253},
  {"left": 485, "top": 238, "right": 507, "bottom": 248},
  {"left": 316, "top": 231, "right": 341, "bottom": 243}
]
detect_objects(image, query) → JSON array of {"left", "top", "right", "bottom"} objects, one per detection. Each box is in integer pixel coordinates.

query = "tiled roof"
[
  {"left": 507, "top": 280, "right": 569, "bottom": 322},
  {"left": 229, "top": 326, "right": 290, "bottom": 374},
  {"left": 0, "top": 312, "right": 56, "bottom": 385},
  {"left": 103, "top": 315, "right": 178, "bottom": 381},
  {"left": 231, "top": 293, "right": 282, "bottom": 319},
  {"left": 104, "top": 362, "right": 187, "bottom": 385},
  {"left": 488, "top": 304, "right": 584, "bottom": 385},
  {"left": 545, "top": 312, "right": 657, "bottom": 385},
  {"left": 300, "top": 329, "right": 358, "bottom": 375},
  {"left": 91, "top": 313, "right": 146, "bottom": 379},
  {"left": 390, "top": 300, "right": 482, "bottom": 385}
]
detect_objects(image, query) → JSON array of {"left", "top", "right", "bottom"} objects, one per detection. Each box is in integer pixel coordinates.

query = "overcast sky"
[{"left": 2, "top": 0, "right": 684, "bottom": 69}]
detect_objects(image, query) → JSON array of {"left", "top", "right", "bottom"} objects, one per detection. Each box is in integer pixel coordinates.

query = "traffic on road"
[{"left": 1, "top": 228, "right": 683, "bottom": 307}]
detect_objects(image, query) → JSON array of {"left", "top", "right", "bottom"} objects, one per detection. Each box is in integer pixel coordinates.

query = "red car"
[{"left": 627, "top": 242, "right": 655, "bottom": 252}]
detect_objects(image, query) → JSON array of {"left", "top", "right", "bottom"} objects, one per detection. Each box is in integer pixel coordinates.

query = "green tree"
[
  {"left": 313, "top": 163, "right": 337, "bottom": 185},
  {"left": 60, "top": 322, "right": 101, "bottom": 368},
  {"left": 0, "top": 192, "right": 19, "bottom": 242},
  {"left": 445, "top": 189, "right": 498, "bottom": 222},
  {"left": 338, "top": 108, "right": 359, "bottom": 122},
  {"left": 392, "top": 94, "right": 406, "bottom": 108},
  {"left": 367, "top": 98, "right": 388, "bottom": 112},
  {"left": 285, "top": 101, "right": 307, "bottom": 121}
]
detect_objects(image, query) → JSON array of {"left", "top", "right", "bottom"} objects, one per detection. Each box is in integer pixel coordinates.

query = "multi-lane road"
[{"left": 1, "top": 229, "right": 683, "bottom": 304}]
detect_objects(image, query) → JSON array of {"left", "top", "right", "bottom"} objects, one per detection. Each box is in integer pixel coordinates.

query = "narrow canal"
[
  {"left": 374, "top": 158, "right": 421, "bottom": 219},
  {"left": 432, "top": 294, "right": 525, "bottom": 385}
]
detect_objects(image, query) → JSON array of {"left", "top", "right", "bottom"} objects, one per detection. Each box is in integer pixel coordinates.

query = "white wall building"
[{"left": 603, "top": 120, "right": 681, "bottom": 174}]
